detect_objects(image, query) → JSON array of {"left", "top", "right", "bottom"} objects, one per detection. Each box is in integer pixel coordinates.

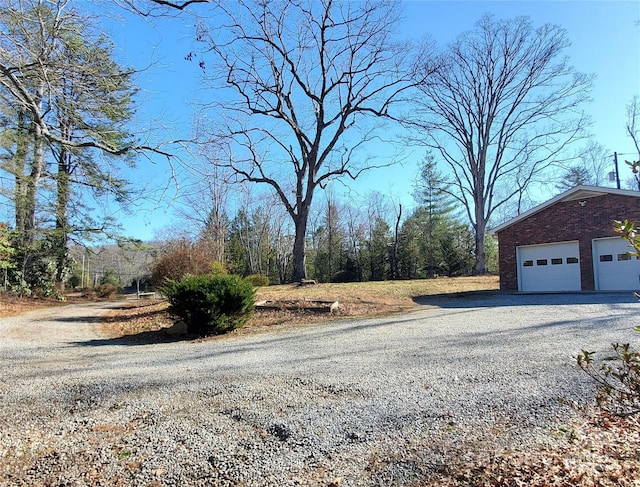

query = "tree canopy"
[
  {"left": 191, "top": 0, "right": 419, "bottom": 281},
  {"left": 0, "top": 0, "right": 139, "bottom": 293},
  {"left": 410, "top": 14, "right": 593, "bottom": 273}
]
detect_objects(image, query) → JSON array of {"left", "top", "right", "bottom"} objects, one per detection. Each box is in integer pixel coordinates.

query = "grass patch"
[
  {"left": 99, "top": 275, "right": 498, "bottom": 339},
  {"left": 1, "top": 276, "right": 499, "bottom": 338}
]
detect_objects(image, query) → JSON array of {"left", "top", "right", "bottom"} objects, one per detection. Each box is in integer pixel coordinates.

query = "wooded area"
[{"left": 0, "top": 0, "right": 636, "bottom": 295}]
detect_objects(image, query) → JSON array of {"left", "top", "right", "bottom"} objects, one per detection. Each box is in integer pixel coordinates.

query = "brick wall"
[{"left": 496, "top": 194, "right": 640, "bottom": 291}]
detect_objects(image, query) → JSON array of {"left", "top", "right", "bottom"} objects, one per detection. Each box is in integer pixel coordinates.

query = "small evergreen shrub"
[
  {"left": 245, "top": 274, "right": 270, "bottom": 287},
  {"left": 165, "top": 274, "right": 255, "bottom": 335}
]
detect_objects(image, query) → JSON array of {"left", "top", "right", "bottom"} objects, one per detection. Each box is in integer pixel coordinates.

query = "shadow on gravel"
[
  {"left": 72, "top": 330, "right": 190, "bottom": 346},
  {"left": 53, "top": 315, "right": 104, "bottom": 323},
  {"left": 414, "top": 290, "right": 637, "bottom": 308}
]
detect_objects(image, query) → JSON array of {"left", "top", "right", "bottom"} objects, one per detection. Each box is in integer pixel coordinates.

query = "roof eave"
[{"left": 490, "top": 185, "right": 640, "bottom": 235}]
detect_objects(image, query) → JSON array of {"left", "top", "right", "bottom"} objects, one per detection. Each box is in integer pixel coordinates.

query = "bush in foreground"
[
  {"left": 578, "top": 220, "right": 640, "bottom": 417},
  {"left": 95, "top": 283, "right": 119, "bottom": 299},
  {"left": 578, "top": 344, "right": 640, "bottom": 416},
  {"left": 164, "top": 274, "right": 255, "bottom": 335}
]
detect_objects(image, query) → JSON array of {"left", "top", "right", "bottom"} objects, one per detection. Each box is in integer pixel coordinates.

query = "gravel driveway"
[{"left": 1, "top": 293, "right": 638, "bottom": 486}]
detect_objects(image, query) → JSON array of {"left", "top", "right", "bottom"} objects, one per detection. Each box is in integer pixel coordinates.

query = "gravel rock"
[{"left": 1, "top": 293, "right": 638, "bottom": 486}]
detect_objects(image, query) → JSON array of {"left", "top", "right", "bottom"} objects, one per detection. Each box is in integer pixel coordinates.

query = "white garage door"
[
  {"left": 517, "top": 241, "right": 581, "bottom": 292},
  {"left": 593, "top": 237, "right": 640, "bottom": 291}
]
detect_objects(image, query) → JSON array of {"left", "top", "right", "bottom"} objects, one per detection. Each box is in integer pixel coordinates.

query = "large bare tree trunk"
[
  {"left": 291, "top": 204, "right": 310, "bottom": 281},
  {"left": 474, "top": 223, "right": 487, "bottom": 275},
  {"left": 24, "top": 94, "right": 45, "bottom": 247},
  {"left": 13, "top": 112, "right": 30, "bottom": 240}
]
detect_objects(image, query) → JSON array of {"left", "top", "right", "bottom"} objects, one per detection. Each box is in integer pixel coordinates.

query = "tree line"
[{"left": 65, "top": 153, "right": 495, "bottom": 290}]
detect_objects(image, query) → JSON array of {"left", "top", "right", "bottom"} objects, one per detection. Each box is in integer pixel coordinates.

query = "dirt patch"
[{"left": 0, "top": 295, "right": 67, "bottom": 317}]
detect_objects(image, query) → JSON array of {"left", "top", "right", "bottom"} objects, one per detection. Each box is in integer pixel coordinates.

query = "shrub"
[
  {"left": 577, "top": 344, "right": 640, "bottom": 416},
  {"left": 150, "top": 241, "right": 214, "bottom": 288},
  {"left": 577, "top": 219, "right": 640, "bottom": 417},
  {"left": 245, "top": 274, "right": 270, "bottom": 287},
  {"left": 165, "top": 274, "right": 255, "bottom": 335},
  {"left": 210, "top": 261, "right": 229, "bottom": 275},
  {"left": 95, "top": 283, "right": 119, "bottom": 299}
]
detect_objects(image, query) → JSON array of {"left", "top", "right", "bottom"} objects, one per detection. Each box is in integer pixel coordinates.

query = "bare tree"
[
  {"left": 270, "top": 202, "right": 293, "bottom": 284},
  {"left": 192, "top": 0, "right": 417, "bottom": 281},
  {"left": 627, "top": 96, "right": 640, "bottom": 161},
  {"left": 555, "top": 140, "right": 612, "bottom": 191},
  {"left": 175, "top": 162, "right": 232, "bottom": 263},
  {"left": 119, "top": 0, "right": 211, "bottom": 15},
  {"left": 342, "top": 202, "right": 367, "bottom": 282},
  {"left": 411, "top": 15, "right": 593, "bottom": 273},
  {"left": 625, "top": 96, "right": 640, "bottom": 190}
]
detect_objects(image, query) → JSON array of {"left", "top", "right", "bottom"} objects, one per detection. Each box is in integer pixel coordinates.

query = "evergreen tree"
[
  {"left": 413, "top": 152, "right": 461, "bottom": 275},
  {"left": 227, "top": 207, "right": 272, "bottom": 277},
  {"left": 368, "top": 217, "right": 391, "bottom": 281},
  {"left": 0, "top": 1, "right": 137, "bottom": 292}
]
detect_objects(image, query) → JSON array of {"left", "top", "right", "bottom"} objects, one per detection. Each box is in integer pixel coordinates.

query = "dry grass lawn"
[
  {"left": 0, "top": 276, "right": 499, "bottom": 339},
  {"left": 96, "top": 275, "right": 499, "bottom": 338}
]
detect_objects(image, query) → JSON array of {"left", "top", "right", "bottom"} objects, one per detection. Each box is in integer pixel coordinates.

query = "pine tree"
[{"left": 0, "top": 1, "right": 137, "bottom": 291}]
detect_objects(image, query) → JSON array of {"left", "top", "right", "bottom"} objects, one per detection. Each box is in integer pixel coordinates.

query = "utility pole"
[{"left": 614, "top": 152, "right": 621, "bottom": 189}]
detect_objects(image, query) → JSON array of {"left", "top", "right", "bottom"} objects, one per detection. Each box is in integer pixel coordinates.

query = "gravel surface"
[{"left": 1, "top": 293, "right": 638, "bottom": 486}]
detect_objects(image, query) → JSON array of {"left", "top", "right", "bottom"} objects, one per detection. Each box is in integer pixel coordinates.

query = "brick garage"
[{"left": 492, "top": 186, "right": 640, "bottom": 292}]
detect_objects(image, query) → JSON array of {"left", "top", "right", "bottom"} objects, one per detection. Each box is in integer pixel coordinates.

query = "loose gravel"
[{"left": 1, "top": 293, "right": 638, "bottom": 486}]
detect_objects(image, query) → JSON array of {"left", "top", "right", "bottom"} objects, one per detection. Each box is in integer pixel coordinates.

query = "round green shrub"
[
  {"left": 164, "top": 274, "right": 255, "bottom": 335},
  {"left": 245, "top": 274, "right": 270, "bottom": 287}
]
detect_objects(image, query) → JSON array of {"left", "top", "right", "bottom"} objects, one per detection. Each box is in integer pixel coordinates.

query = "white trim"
[
  {"left": 516, "top": 246, "right": 524, "bottom": 292},
  {"left": 491, "top": 186, "right": 640, "bottom": 235}
]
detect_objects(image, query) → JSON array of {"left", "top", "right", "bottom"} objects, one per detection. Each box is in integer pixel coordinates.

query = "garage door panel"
[
  {"left": 517, "top": 242, "right": 581, "bottom": 292},
  {"left": 594, "top": 238, "right": 640, "bottom": 291}
]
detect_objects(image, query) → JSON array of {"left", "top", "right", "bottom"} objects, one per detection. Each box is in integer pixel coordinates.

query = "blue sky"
[{"left": 97, "top": 0, "right": 640, "bottom": 241}]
